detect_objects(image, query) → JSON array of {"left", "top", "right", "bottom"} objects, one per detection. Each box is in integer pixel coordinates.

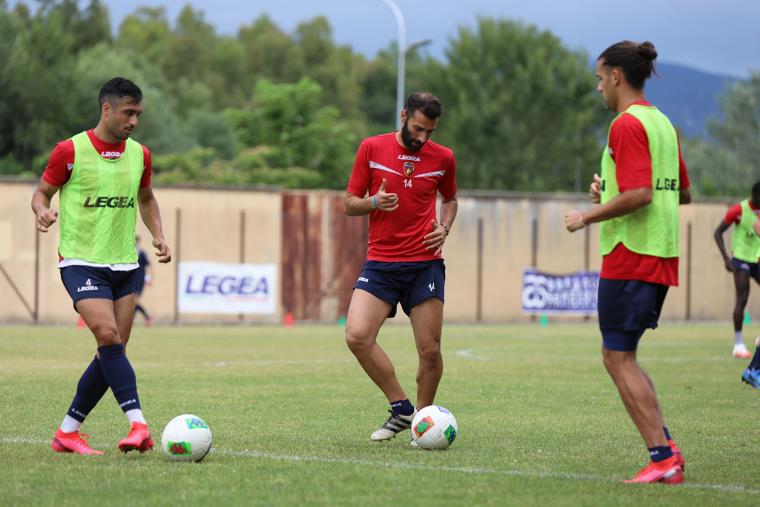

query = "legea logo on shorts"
[
  {"left": 358, "top": 276, "right": 369, "bottom": 283},
  {"left": 77, "top": 278, "right": 99, "bottom": 293}
]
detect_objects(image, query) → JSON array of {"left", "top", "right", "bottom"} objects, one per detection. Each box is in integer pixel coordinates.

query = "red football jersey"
[
  {"left": 724, "top": 200, "right": 759, "bottom": 225},
  {"left": 42, "top": 129, "right": 152, "bottom": 188},
  {"left": 600, "top": 101, "right": 690, "bottom": 287},
  {"left": 347, "top": 133, "right": 457, "bottom": 262}
]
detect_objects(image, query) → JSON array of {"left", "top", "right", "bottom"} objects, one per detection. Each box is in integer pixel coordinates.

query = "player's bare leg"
[
  {"left": 410, "top": 298, "right": 444, "bottom": 409},
  {"left": 732, "top": 270, "right": 752, "bottom": 357},
  {"left": 77, "top": 299, "right": 124, "bottom": 348},
  {"left": 114, "top": 293, "right": 137, "bottom": 348},
  {"left": 78, "top": 297, "right": 152, "bottom": 452},
  {"left": 602, "top": 347, "right": 667, "bottom": 448},
  {"left": 345, "top": 289, "right": 406, "bottom": 402}
]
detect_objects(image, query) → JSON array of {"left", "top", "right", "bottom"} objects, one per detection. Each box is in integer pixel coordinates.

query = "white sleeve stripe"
[
  {"left": 369, "top": 160, "right": 403, "bottom": 176},
  {"left": 414, "top": 171, "right": 446, "bottom": 178}
]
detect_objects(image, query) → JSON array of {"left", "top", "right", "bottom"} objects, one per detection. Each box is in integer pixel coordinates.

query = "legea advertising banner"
[
  {"left": 521, "top": 268, "right": 599, "bottom": 314},
  {"left": 178, "top": 262, "right": 277, "bottom": 314}
]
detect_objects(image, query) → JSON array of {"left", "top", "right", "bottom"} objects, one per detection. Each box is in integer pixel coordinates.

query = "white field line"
[
  {"left": 2, "top": 436, "right": 759, "bottom": 496},
  {"left": 454, "top": 348, "right": 492, "bottom": 361}
]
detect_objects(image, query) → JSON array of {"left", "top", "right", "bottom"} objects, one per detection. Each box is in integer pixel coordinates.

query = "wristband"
[{"left": 371, "top": 195, "right": 378, "bottom": 209}]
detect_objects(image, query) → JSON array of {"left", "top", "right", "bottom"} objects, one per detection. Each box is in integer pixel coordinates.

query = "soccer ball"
[
  {"left": 411, "top": 405, "right": 458, "bottom": 450},
  {"left": 161, "top": 414, "right": 212, "bottom": 462}
]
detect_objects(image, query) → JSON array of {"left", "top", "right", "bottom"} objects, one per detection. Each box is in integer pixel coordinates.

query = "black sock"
[
  {"left": 663, "top": 426, "right": 672, "bottom": 441},
  {"left": 67, "top": 356, "right": 110, "bottom": 422},
  {"left": 749, "top": 345, "right": 760, "bottom": 370},
  {"left": 98, "top": 344, "right": 141, "bottom": 412},
  {"left": 390, "top": 399, "right": 415, "bottom": 416},
  {"left": 648, "top": 445, "right": 674, "bottom": 463},
  {"left": 135, "top": 305, "right": 150, "bottom": 320}
]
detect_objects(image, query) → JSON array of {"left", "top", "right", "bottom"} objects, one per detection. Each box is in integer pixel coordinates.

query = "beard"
[{"left": 400, "top": 119, "right": 424, "bottom": 151}]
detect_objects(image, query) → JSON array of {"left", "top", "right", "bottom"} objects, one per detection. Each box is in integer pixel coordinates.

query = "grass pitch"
[{"left": 1, "top": 322, "right": 759, "bottom": 506}]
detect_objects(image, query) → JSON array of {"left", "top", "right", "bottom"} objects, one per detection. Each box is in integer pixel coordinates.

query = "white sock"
[
  {"left": 60, "top": 415, "right": 82, "bottom": 433},
  {"left": 125, "top": 409, "right": 146, "bottom": 424},
  {"left": 735, "top": 331, "right": 744, "bottom": 347}
]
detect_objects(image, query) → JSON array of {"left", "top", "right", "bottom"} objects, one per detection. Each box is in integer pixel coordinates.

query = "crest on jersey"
[{"left": 404, "top": 162, "right": 415, "bottom": 177}]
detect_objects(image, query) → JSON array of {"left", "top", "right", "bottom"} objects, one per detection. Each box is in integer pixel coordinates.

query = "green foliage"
[
  {"left": 226, "top": 78, "right": 358, "bottom": 188},
  {"left": 427, "top": 18, "right": 606, "bottom": 191},
  {"left": 5, "top": 2, "right": 748, "bottom": 195},
  {"left": 682, "top": 73, "right": 760, "bottom": 196}
]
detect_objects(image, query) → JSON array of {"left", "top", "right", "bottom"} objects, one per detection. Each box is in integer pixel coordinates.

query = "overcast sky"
[{"left": 93, "top": 0, "right": 760, "bottom": 77}]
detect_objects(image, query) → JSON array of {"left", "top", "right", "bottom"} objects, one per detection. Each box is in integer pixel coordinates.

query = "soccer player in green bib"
[
  {"left": 564, "top": 41, "right": 691, "bottom": 484},
  {"left": 713, "top": 181, "right": 760, "bottom": 367},
  {"left": 31, "top": 77, "right": 171, "bottom": 455}
]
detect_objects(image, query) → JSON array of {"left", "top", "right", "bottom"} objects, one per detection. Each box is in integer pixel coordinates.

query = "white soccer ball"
[
  {"left": 411, "top": 405, "right": 458, "bottom": 450},
  {"left": 161, "top": 414, "right": 212, "bottom": 462}
]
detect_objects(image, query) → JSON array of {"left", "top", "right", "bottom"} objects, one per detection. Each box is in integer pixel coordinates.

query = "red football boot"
[
  {"left": 669, "top": 439, "right": 685, "bottom": 471},
  {"left": 51, "top": 429, "right": 104, "bottom": 455},
  {"left": 118, "top": 422, "right": 154, "bottom": 453},
  {"left": 624, "top": 455, "right": 683, "bottom": 484}
]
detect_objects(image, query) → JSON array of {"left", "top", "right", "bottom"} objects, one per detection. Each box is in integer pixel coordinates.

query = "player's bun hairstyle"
[
  {"left": 404, "top": 92, "right": 443, "bottom": 119},
  {"left": 598, "top": 41, "right": 658, "bottom": 90},
  {"left": 752, "top": 180, "right": 760, "bottom": 203},
  {"left": 98, "top": 77, "right": 143, "bottom": 108}
]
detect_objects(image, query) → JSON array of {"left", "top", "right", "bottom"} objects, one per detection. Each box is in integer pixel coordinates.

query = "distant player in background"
[
  {"left": 344, "top": 92, "right": 457, "bottom": 442},
  {"left": 31, "top": 77, "right": 171, "bottom": 455},
  {"left": 134, "top": 235, "right": 153, "bottom": 326},
  {"left": 713, "top": 181, "right": 760, "bottom": 361},
  {"left": 565, "top": 41, "right": 690, "bottom": 484}
]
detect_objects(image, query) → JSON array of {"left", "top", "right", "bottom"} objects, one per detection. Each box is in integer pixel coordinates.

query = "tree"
[
  {"left": 1, "top": 5, "right": 77, "bottom": 169},
  {"left": 225, "top": 78, "right": 358, "bottom": 188},
  {"left": 682, "top": 74, "right": 760, "bottom": 196},
  {"left": 426, "top": 18, "right": 607, "bottom": 191}
]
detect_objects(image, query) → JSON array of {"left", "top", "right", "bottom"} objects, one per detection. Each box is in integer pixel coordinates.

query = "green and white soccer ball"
[
  {"left": 161, "top": 414, "right": 212, "bottom": 462},
  {"left": 411, "top": 405, "right": 458, "bottom": 450}
]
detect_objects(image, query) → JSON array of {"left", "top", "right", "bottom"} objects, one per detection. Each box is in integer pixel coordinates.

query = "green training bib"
[
  {"left": 599, "top": 104, "right": 680, "bottom": 259},
  {"left": 58, "top": 131, "right": 144, "bottom": 264}
]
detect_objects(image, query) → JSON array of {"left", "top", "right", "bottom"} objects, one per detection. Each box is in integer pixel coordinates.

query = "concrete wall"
[{"left": 1, "top": 180, "right": 755, "bottom": 324}]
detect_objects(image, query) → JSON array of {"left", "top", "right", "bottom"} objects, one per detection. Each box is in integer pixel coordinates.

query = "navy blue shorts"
[
  {"left": 597, "top": 278, "right": 669, "bottom": 352},
  {"left": 60, "top": 266, "right": 138, "bottom": 309},
  {"left": 354, "top": 260, "right": 445, "bottom": 318},
  {"left": 732, "top": 257, "right": 760, "bottom": 281}
]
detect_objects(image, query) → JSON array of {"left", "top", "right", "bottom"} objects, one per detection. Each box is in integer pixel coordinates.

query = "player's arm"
[
  {"left": 423, "top": 195, "right": 458, "bottom": 256},
  {"left": 567, "top": 187, "right": 652, "bottom": 232},
  {"left": 678, "top": 143, "right": 691, "bottom": 205},
  {"left": 566, "top": 115, "right": 653, "bottom": 232},
  {"left": 714, "top": 221, "right": 734, "bottom": 272},
  {"left": 31, "top": 179, "right": 61, "bottom": 233},
  {"left": 137, "top": 187, "right": 171, "bottom": 263},
  {"left": 144, "top": 261, "right": 153, "bottom": 286},
  {"left": 344, "top": 178, "right": 398, "bottom": 216}
]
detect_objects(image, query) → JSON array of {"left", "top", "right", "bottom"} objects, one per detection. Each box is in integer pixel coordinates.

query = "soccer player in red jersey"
[
  {"left": 344, "top": 92, "right": 457, "bottom": 441},
  {"left": 565, "top": 41, "right": 690, "bottom": 484},
  {"left": 714, "top": 181, "right": 760, "bottom": 360},
  {"left": 31, "top": 77, "right": 171, "bottom": 455}
]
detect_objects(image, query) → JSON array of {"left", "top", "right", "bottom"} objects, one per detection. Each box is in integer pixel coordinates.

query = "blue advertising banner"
[{"left": 522, "top": 268, "right": 599, "bottom": 314}]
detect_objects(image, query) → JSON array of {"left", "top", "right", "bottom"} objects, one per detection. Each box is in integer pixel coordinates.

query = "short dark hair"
[
  {"left": 98, "top": 77, "right": 143, "bottom": 108},
  {"left": 598, "top": 41, "right": 658, "bottom": 90},
  {"left": 404, "top": 92, "right": 443, "bottom": 119},
  {"left": 752, "top": 180, "right": 760, "bottom": 203}
]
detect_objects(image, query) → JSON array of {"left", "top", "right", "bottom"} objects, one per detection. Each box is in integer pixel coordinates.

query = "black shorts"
[
  {"left": 354, "top": 260, "right": 445, "bottom": 318},
  {"left": 60, "top": 265, "right": 138, "bottom": 309},
  {"left": 732, "top": 257, "right": 760, "bottom": 280},
  {"left": 597, "top": 278, "right": 669, "bottom": 351}
]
